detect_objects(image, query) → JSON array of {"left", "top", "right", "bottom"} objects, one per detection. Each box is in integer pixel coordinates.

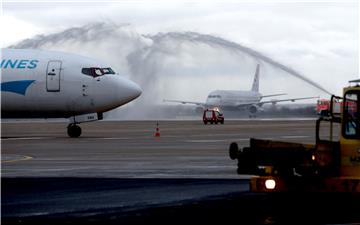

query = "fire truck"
[
  {"left": 203, "top": 108, "right": 224, "bottom": 125},
  {"left": 317, "top": 98, "right": 342, "bottom": 116},
  {"left": 229, "top": 80, "right": 360, "bottom": 192},
  {"left": 316, "top": 99, "right": 331, "bottom": 116}
]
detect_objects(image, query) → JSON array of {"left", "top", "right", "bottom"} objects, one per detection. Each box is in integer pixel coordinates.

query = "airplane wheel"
[{"left": 67, "top": 124, "right": 82, "bottom": 138}]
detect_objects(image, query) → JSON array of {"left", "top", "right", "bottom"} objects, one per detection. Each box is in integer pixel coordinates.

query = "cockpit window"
[
  {"left": 81, "top": 67, "right": 117, "bottom": 77},
  {"left": 94, "top": 68, "right": 103, "bottom": 76},
  {"left": 102, "top": 68, "right": 115, "bottom": 74},
  {"left": 81, "top": 68, "right": 91, "bottom": 76}
]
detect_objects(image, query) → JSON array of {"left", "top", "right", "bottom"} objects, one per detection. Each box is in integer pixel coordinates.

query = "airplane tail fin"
[{"left": 251, "top": 64, "right": 260, "bottom": 92}]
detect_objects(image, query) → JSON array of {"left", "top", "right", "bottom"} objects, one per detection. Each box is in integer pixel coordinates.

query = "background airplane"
[
  {"left": 1, "top": 48, "right": 142, "bottom": 137},
  {"left": 164, "top": 64, "right": 318, "bottom": 117}
]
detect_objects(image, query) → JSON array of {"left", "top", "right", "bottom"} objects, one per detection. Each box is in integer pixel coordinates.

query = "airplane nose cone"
[
  {"left": 118, "top": 78, "right": 142, "bottom": 103},
  {"left": 127, "top": 80, "right": 142, "bottom": 100},
  {"left": 92, "top": 76, "right": 142, "bottom": 112}
]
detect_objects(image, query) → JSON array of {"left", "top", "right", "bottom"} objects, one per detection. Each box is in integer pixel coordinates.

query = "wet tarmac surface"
[
  {"left": 3, "top": 177, "right": 360, "bottom": 225},
  {"left": 2, "top": 120, "right": 359, "bottom": 224},
  {"left": 2, "top": 120, "right": 316, "bottom": 178}
]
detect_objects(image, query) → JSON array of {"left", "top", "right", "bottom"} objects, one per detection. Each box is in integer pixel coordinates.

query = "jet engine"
[{"left": 248, "top": 105, "right": 262, "bottom": 114}]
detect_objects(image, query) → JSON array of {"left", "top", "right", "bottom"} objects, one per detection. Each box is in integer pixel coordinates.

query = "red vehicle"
[
  {"left": 203, "top": 109, "right": 224, "bottom": 124},
  {"left": 316, "top": 98, "right": 345, "bottom": 116},
  {"left": 316, "top": 99, "right": 331, "bottom": 116}
]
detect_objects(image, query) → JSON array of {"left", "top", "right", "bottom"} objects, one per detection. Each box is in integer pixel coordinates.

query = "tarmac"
[
  {"left": 2, "top": 119, "right": 358, "bottom": 224},
  {"left": 1, "top": 119, "right": 317, "bottom": 178}
]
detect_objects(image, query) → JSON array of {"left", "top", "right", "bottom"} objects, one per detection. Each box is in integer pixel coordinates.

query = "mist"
[{"left": 10, "top": 22, "right": 333, "bottom": 119}]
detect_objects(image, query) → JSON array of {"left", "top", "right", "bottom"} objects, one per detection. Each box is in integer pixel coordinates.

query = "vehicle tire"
[
  {"left": 204, "top": 121, "right": 207, "bottom": 125},
  {"left": 229, "top": 142, "right": 239, "bottom": 160},
  {"left": 221, "top": 120, "right": 224, "bottom": 124},
  {"left": 67, "top": 124, "right": 82, "bottom": 138}
]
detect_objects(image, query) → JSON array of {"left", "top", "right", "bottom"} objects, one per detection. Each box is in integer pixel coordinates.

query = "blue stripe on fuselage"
[{"left": 1, "top": 80, "right": 36, "bottom": 95}]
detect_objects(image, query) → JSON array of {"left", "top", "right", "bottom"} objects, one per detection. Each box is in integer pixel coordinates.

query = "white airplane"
[
  {"left": 164, "top": 64, "right": 318, "bottom": 117},
  {"left": 1, "top": 48, "right": 142, "bottom": 137}
]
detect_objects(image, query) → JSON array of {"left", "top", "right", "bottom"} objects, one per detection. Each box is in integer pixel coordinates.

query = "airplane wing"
[
  {"left": 234, "top": 96, "right": 319, "bottom": 108},
  {"left": 258, "top": 96, "right": 319, "bottom": 106},
  {"left": 261, "top": 93, "right": 287, "bottom": 98},
  {"left": 163, "top": 99, "right": 205, "bottom": 106}
]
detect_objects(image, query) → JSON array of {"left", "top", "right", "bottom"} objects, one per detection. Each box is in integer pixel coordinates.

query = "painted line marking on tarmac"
[
  {"left": 186, "top": 138, "right": 249, "bottom": 143},
  {"left": 280, "top": 135, "right": 310, "bottom": 139},
  {"left": 2, "top": 155, "right": 33, "bottom": 163},
  {"left": 1, "top": 137, "right": 52, "bottom": 141},
  {"left": 187, "top": 140, "right": 227, "bottom": 143},
  {"left": 100, "top": 137, "right": 132, "bottom": 140}
]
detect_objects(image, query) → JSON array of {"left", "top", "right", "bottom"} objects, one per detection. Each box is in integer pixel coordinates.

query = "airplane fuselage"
[
  {"left": 205, "top": 90, "right": 261, "bottom": 109},
  {"left": 163, "top": 64, "right": 318, "bottom": 116},
  {"left": 1, "top": 48, "right": 142, "bottom": 118}
]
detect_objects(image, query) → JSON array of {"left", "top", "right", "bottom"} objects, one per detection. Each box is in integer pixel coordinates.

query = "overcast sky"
[{"left": 1, "top": 0, "right": 359, "bottom": 98}]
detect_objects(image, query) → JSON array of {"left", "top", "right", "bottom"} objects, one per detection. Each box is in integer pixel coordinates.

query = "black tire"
[
  {"left": 221, "top": 120, "right": 224, "bottom": 124},
  {"left": 67, "top": 124, "right": 82, "bottom": 138},
  {"left": 229, "top": 142, "right": 239, "bottom": 160}
]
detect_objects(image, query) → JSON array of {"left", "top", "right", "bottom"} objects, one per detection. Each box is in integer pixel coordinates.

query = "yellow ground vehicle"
[{"left": 229, "top": 80, "right": 360, "bottom": 192}]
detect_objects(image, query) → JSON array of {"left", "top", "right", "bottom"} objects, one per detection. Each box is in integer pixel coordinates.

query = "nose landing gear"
[
  {"left": 66, "top": 113, "right": 102, "bottom": 138},
  {"left": 67, "top": 124, "right": 82, "bottom": 138}
]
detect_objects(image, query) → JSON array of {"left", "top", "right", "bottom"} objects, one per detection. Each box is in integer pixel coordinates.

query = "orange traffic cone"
[{"left": 154, "top": 122, "right": 160, "bottom": 137}]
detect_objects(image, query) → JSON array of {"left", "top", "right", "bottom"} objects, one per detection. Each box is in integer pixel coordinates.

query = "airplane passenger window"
[{"left": 208, "top": 95, "right": 221, "bottom": 99}]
